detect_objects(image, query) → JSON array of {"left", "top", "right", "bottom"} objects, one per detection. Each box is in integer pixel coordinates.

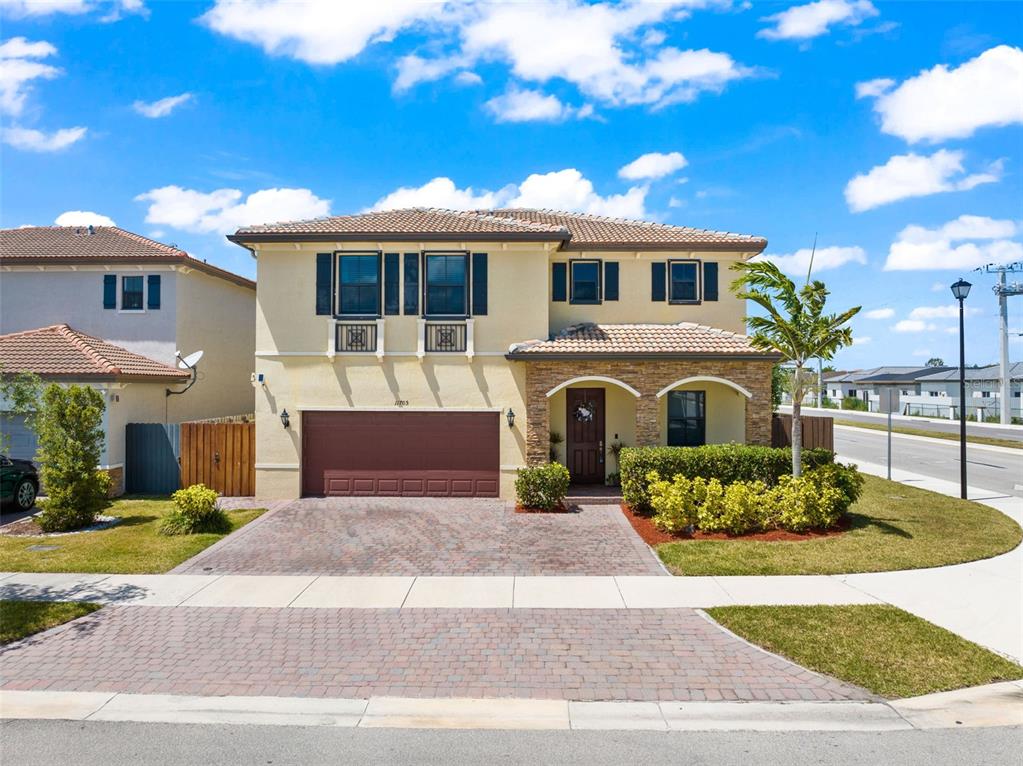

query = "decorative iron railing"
[
  {"left": 425, "top": 322, "right": 467, "bottom": 353},
  {"left": 335, "top": 322, "right": 378, "bottom": 353}
]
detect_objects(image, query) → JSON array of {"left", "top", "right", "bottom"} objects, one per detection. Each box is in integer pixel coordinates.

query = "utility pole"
[{"left": 980, "top": 263, "right": 1022, "bottom": 424}]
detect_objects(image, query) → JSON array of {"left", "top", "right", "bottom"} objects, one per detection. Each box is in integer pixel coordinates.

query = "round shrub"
[
  {"left": 770, "top": 475, "right": 846, "bottom": 532},
  {"left": 159, "top": 484, "right": 229, "bottom": 535},
  {"left": 698, "top": 480, "right": 768, "bottom": 535},
  {"left": 515, "top": 463, "right": 571, "bottom": 510}
]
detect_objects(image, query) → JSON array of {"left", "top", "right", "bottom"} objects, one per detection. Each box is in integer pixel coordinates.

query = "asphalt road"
[
  {"left": 2, "top": 719, "right": 1021, "bottom": 766},
  {"left": 835, "top": 425, "right": 1023, "bottom": 498},
  {"left": 786, "top": 406, "right": 1023, "bottom": 442}
]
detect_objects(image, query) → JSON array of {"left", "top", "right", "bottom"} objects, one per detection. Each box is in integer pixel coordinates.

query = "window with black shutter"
[
  {"left": 103, "top": 274, "right": 116, "bottom": 309},
  {"left": 471, "top": 252, "right": 488, "bottom": 316},
  {"left": 570, "top": 260, "right": 601, "bottom": 304},
  {"left": 384, "top": 253, "right": 400, "bottom": 315},
  {"left": 424, "top": 252, "right": 468, "bottom": 317},
  {"left": 604, "top": 262, "right": 619, "bottom": 301},
  {"left": 337, "top": 253, "right": 381, "bottom": 316},
  {"left": 403, "top": 253, "right": 419, "bottom": 314},
  {"left": 147, "top": 275, "right": 161, "bottom": 310},
  {"left": 651, "top": 262, "right": 666, "bottom": 302},
  {"left": 703, "top": 262, "right": 719, "bottom": 301},
  {"left": 552, "top": 262, "right": 567, "bottom": 302},
  {"left": 121, "top": 276, "right": 144, "bottom": 310},
  {"left": 669, "top": 260, "right": 700, "bottom": 303},
  {"left": 315, "top": 253, "right": 332, "bottom": 315}
]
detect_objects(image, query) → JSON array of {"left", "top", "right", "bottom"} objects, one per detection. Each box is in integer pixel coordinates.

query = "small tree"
[
  {"left": 35, "top": 384, "right": 110, "bottom": 532},
  {"left": 0, "top": 368, "right": 41, "bottom": 454},
  {"left": 926, "top": 357, "right": 945, "bottom": 367},
  {"left": 732, "top": 262, "right": 859, "bottom": 477}
]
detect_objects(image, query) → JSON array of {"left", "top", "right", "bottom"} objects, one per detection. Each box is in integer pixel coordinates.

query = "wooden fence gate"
[
  {"left": 180, "top": 422, "right": 255, "bottom": 496},
  {"left": 771, "top": 413, "right": 834, "bottom": 452}
]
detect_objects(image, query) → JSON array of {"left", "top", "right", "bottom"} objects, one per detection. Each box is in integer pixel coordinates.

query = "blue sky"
[{"left": 2, "top": 0, "right": 1021, "bottom": 368}]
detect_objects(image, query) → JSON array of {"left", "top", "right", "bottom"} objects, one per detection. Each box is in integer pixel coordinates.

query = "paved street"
[
  {"left": 835, "top": 426, "right": 1023, "bottom": 497},
  {"left": 3, "top": 719, "right": 1020, "bottom": 766},
  {"left": 786, "top": 406, "right": 1023, "bottom": 442}
]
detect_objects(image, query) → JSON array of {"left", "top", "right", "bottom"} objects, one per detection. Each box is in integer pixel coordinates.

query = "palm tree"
[{"left": 731, "top": 261, "right": 860, "bottom": 476}]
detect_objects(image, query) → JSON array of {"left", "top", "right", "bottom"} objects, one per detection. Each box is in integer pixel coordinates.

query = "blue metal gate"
[{"left": 125, "top": 423, "right": 181, "bottom": 495}]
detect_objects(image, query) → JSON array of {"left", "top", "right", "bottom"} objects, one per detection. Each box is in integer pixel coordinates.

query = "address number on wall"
[{"left": 394, "top": 399, "right": 410, "bottom": 407}]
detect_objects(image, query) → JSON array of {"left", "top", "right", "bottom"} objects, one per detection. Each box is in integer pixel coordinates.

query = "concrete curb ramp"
[{"left": 3, "top": 684, "right": 1021, "bottom": 731}]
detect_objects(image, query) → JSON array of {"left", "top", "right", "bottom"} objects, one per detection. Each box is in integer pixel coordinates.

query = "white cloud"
[
  {"left": 758, "top": 0, "right": 878, "bottom": 42},
  {"left": 854, "top": 77, "right": 893, "bottom": 99},
  {"left": 863, "top": 307, "right": 894, "bottom": 319},
  {"left": 844, "top": 150, "right": 1002, "bottom": 212},
  {"left": 0, "top": 36, "right": 60, "bottom": 116},
  {"left": 201, "top": 1, "right": 752, "bottom": 111},
  {"left": 884, "top": 215, "right": 1023, "bottom": 271},
  {"left": 911, "top": 348, "right": 933, "bottom": 357},
  {"left": 2, "top": 125, "right": 86, "bottom": 151},
  {"left": 852, "top": 336, "right": 871, "bottom": 345},
  {"left": 618, "top": 151, "right": 687, "bottom": 180},
  {"left": 453, "top": 70, "right": 482, "bottom": 86},
  {"left": 135, "top": 185, "right": 331, "bottom": 235},
  {"left": 0, "top": 0, "right": 144, "bottom": 19},
  {"left": 893, "top": 319, "right": 937, "bottom": 333},
  {"left": 54, "top": 210, "right": 116, "bottom": 226},
  {"left": 760, "top": 245, "right": 867, "bottom": 275},
  {"left": 367, "top": 168, "right": 648, "bottom": 219},
  {"left": 483, "top": 86, "right": 590, "bottom": 123},
  {"left": 132, "top": 92, "right": 193, "bottom": 118},
  {"left": 860, "top": 45, "right": 1023, "bottom": 143},
  {"left": 930, "top": 281, "right": 946, "bottom": 292},
  {"left": 909, "top": 305, "right": 980, "bottom": 319}
]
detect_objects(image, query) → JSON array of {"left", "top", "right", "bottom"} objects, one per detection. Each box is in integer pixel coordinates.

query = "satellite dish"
[{"left": 177, "top": 350, "right": 204, "bottom": 370}]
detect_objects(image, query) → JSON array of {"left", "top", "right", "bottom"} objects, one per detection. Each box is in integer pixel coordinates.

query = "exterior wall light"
[
  {"left": 280, "top": 409, "right": 290, "bottom": 429},
  {"left": 506, "top": 408, "right": 516, "bottom": 428}
]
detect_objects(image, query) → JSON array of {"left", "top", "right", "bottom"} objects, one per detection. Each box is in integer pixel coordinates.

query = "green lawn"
[
  {"left": 708, "top": 605, "right": 1023, "bottom": 699},
  {"left": 0, "top": 497, "right": 265, "bottom": 573},
  {"left": 657, "top": 474, "right": 1022, "bottom": 575},
  {"left": 0, "top": 600, "right": 101, "bottom": 644},
  {"left": 833, "top": 419, "right": 1022, "bottom": 450}
]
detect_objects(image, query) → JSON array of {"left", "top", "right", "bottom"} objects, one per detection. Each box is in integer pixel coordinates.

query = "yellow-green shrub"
[
  {"left": 770, "top": 475, "right": 845, "bottom": 532},
  {"left": 698, "top": 480, "right": 768, "bottom": 535},
  {"left": 159, "top": 484, "right": 228, "bottom": 535},
  {"left": 648, "top": 471, "right": 724, "bottom": 534}
]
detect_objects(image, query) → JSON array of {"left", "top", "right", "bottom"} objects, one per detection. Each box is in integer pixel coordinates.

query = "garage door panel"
[{"left": 304, "top": 412, "right": 500, "bottom": 498}]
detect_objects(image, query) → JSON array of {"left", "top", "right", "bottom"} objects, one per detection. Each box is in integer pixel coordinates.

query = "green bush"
[
  {"left": 515, "top": 463, "right": 571, "bottom": 510},
  {"left": 770, "top": 474, "right": 846, "bottom": 532},
  {"left": 648, "top": 472, "right": 713, "bottom": 533},
  {"left": 805, "top": 461, "right": 864, "bottom": 514},
  {"left": 34, "top": 384, "right": 111, "bottom": 533},
  {"left": 699, "top": 480, "right": 769, "bottom": 535},
  {"left": 159, "top": 484, "right": 229, "bottom": 535},
  {"left": 841, "top": 396, "right": 868, "bottom": 411},
  {"left": 620, "top": 444, "right": 833, "bottom": 512}
]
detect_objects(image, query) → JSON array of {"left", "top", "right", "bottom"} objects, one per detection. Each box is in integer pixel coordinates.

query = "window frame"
[
  {"left": 668, "top": 259, "right": 701, "bottom": 305},
  {"left": 119, "top": 274, "right": 146, "bottom": 313},
  {"left": 335, "top": 251, "right": 383, "bottom": 319},
  {"left": 666, "top": 389, "right": 706, "bottom": 447},
  {"left": 569, "top": 258, "right": 602, "bottom": 305},
  {"left": 422, "top": 250, "right": 470, "bottom": 319}
]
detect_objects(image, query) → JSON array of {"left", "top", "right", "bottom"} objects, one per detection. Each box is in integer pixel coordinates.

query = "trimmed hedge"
[
  {"left": 620, "top": 444, "right": 834, "bottom": 512},
  {"left": 515, "top": 463, "right": 571, "bottom": 510}
]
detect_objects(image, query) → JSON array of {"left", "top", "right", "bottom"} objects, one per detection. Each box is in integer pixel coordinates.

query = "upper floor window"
[
  {"left": 121, "top": 276, "right": 144, "bottom": 311},
  {"left": 425, "top": 253, "right": 468, "bottom": 316},
  {"left": 337, "top": 253, "right": 380, "bottom": 316},
  {"left": 570, "top": 260, "right": 601, "bottom": 304},
  {"left": 669, "top": 260, "right": 699, "bottom": 303}
]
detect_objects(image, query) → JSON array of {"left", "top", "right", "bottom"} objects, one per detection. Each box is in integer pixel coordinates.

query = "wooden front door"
[{"left": 565, "top": 388, "right": 605, "bottom": 483}]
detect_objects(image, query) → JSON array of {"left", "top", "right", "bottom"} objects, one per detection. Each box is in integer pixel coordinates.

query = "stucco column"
[
  {"left": 635, "top": 394, "right": 660, "bottom": 447},
  {"left": 525, "top": 366, "right": 550, "bottom": 465}
]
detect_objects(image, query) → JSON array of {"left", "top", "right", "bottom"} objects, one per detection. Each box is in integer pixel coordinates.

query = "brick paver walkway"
[
  {"left": 0, "top": 606, "right": 872, "bottom": 702},
  {"left": 174, "top": 498, "right": 663, "bottom": 576}
]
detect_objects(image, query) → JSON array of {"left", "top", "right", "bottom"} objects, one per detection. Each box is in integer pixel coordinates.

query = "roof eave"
[
  {"left": 0, "top": 254, "right": 255, "bottom": 290},
  {"left": 505, "top": 351, "right": 782, "bottom": 362},
  {"left": 227, "top": 231, "right": 570, "bottom": 245},
  {"left": 559, "top": 241, "right": 767, "bottom": 254}
]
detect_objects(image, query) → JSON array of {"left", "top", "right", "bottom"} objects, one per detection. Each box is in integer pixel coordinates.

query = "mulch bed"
[
  {"left": 515, "top": 503, "right": 578, "bottom": 514},
  {"left": 620, "top": 504, "right": 848, "bottom": 546},
  {"left": 0, "top": 515, "right": 119, "bottom": 537}
]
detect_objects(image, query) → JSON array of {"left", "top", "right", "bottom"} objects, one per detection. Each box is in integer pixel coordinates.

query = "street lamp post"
[{"left": 951, "top": 278, "right": 972, "bottom": 499}]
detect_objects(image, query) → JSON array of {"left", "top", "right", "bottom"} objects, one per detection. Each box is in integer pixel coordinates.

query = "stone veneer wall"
[
  {"left": 104, "top": 466, "right": 124, "bottom": 498},
  {"left": 523, "top": 358, "right": 774, "bottom": 465}
]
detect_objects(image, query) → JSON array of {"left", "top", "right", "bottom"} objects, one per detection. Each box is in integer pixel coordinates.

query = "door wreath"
[{"left": 572, "top": 400, "right": 596, "bottom": 423}]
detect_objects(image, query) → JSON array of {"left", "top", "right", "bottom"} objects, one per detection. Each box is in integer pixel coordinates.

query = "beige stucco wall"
[
  {"left": 101, "top": 381, "right": 170, "bottom": 470},
  {"left": 548, "top": 383, "right": 637, "bottom": 479},
  {"left": 171, "top": 269, "right": 255, "bottom": 422},
  {"left": 548, "top": 251, "right": 749, "bottom": 335},
  {"left": 656, "top": 380, "right": 747, "bottom": 446}
]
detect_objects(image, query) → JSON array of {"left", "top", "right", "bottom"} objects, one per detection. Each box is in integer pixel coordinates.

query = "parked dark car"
[{"left": 0, "top": 454, "right": 39, "bottom": 511}]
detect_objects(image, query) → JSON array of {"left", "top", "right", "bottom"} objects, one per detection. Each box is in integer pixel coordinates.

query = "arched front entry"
[{"left": 547, "top": 379, "right": 638, "bottom": 483}]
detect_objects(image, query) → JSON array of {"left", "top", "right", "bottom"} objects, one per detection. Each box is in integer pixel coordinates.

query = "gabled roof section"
[
  {"left": 0, "top": 324, "right": 189, "bottom": 381},
  {"left": 826, "top": 366, "right": 958, "bottom": 383},
  {"left": 507, "top": 322, "right": 779, "bottom": 359},
  {"left": 917, "top": 362, "right": 1023, "bottom": 382},
  {"left": 227, "top": 207, "right": 766, "bottom": 253},
  {"left": 0, "top": 226, "right": 255, "bottom": 290}
]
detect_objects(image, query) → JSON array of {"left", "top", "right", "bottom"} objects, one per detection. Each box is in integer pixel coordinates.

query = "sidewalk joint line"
[{"left": 286, "top": 575, "right": 319, "bottom": 608}]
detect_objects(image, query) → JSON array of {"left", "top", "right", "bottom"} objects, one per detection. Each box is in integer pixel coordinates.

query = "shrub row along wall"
[{"left": 620, "top": 443, "right": 834, "bottom": 512}]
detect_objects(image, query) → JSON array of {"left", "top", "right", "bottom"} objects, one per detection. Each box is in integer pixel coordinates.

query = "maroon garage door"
[{"left": 301, "top": 411, "right": 500, "bottom": 497}]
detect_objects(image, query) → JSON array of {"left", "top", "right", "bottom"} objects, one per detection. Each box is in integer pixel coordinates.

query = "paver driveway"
[
  {"left": 0, "top": 606, "right": 873, "bottom": 702},
  {"left": 175, "top": 498, "right": 663, "bottom": 576}
]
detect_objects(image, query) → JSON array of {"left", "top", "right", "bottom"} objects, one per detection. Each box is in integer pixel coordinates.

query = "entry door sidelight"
[{"left": 565, "top": 388, "right": 606, "bottom": 483}]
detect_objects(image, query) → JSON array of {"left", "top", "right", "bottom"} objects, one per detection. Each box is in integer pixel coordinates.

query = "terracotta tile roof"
[
  {"left": 507, "top": 322, "right": 779, "bottom": 358},
  {"left": 0, "top": 325, "right": 189, "bottom": 381},
  {"left": 0, "top": 226, "right": 255, "bottom": 289},
  {"left": 229, "top": 208, "right": 765, "bottom": 252}
]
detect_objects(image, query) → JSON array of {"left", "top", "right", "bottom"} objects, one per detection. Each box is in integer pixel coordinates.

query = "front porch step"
[{"left": 565, "top": 485, "right": 623, "bottom": 506}]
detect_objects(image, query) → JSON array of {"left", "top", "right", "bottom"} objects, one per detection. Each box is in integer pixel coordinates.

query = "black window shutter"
[
  {"left": 147, "top": 274, "right": 161, "bottom": 309},
  {"left": 604, "top": 262, "right": 619, "bottom": 301},
  {"left": 651, "top": 262, "right": 666, "bottom": 302},
  {"left": 471, "top": 252, "right": 488, "bottom": 316},
  {"left": 103, "top": 274, "right": 116, "bottom": 309},
  {"left": 315, "top": 253, "right": 332, "bottom": 315},
  {"left": 552, "top": 262, "right": 567, "bottom": 302},
  {"left": 384, "top": 253, "right": 400, "bottom": 315},
  {"left": 703, "top": 262, "right": 719, "bottom": 301},
  {"left": 403, "top": 253, "right": 419, "bottom": 315}
]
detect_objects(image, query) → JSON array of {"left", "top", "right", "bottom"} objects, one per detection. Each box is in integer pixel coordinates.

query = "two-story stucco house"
[{"left": 228, "top": 208, "right": 778, "bottom": 500}]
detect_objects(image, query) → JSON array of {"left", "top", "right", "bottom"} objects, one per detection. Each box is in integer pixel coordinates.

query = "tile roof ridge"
[
  {"left": 489, "top": 208, "right": 761, "bottom": 240},
  {"left": 422, "top": 207, "right": 570, "bottom": 232},
  {"left": 107, "top": 226, "right": 186, "bottom": 256},
  {"left": 0, "top": 323, "right": 74, "bottom": 339},
  {"left": 55, "top": 324, "right": 121, "bottom": 375}
]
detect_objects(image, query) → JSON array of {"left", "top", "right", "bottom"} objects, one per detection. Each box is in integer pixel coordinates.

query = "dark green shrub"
[
  {"left": 515, "top": 463, "right": 571, "bottom": 510},
  {"left": 159, "top": 484, "right": 229, "bottom": 535},
  {"left": 841, "top": 396, "right": 868, "bottom": 411},
  {"left": 620, "top": 444, "right": 833, "bottom": 512}
]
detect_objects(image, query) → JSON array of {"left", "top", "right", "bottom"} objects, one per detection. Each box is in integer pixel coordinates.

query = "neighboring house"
[
  {"left": 229, "top": 208, "right": 777, "bottom": 500},
  {"left": 916, "top": 363, "right": 1023, "bottom": 418},
  {"left": 0, "top": 225, "right": 256, "bottom": 425},
  {"left": 823, "top": 366, "right": 957, "bottom": 402},
  {"left": 0, "top": 324, "right": 190, "bottom": 493}
]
